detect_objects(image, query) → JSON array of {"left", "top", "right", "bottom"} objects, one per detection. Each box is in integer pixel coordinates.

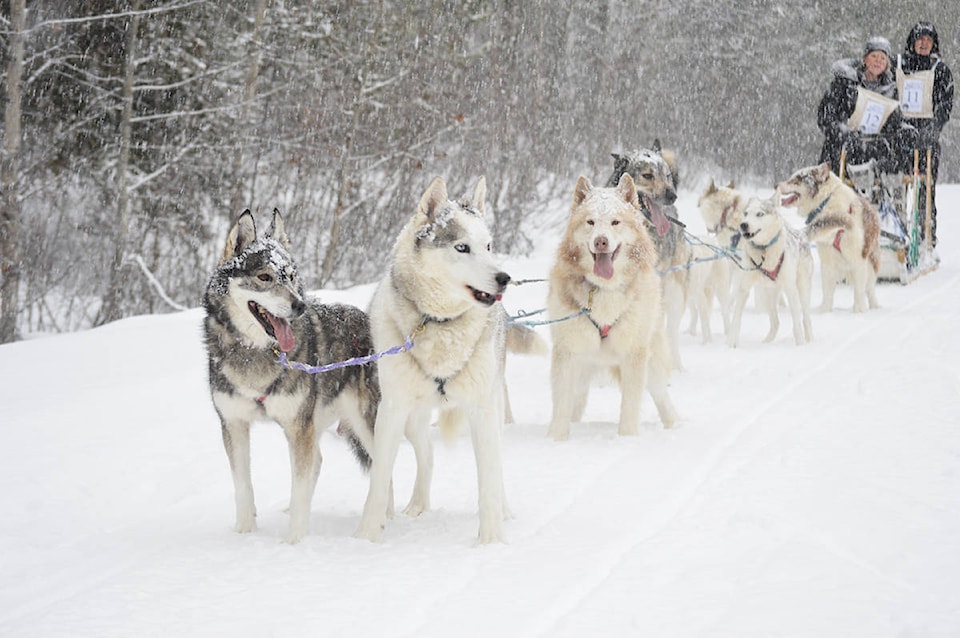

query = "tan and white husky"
[
  {"left": 547, "top": 173, "right": 678, "bottom": 440},
  {"left": 777, "top": 162, "right": 881, "bottom": 313}
]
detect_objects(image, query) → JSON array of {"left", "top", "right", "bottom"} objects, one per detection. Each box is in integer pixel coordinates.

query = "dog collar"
[
  {"left": 749, "top": 230, "right": 781, "bottom": 250},
  {"left": 804, "top": 194, "right": 832, "bottom": 225}
]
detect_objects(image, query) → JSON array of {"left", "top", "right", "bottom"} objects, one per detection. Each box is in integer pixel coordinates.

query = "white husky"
[
  {"left": 354, "top": 176, "right": 512, "bottom": 544},
  {"left": 727, "top": 196, "right": 814, "bottom": 347}
]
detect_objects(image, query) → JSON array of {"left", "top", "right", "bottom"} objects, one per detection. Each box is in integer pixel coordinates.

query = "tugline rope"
[{"left": 275, "top": 322, "right": 427, "bottom": 374}]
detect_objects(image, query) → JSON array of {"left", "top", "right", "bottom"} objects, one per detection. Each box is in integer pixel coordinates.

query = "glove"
[
  {"left": 841, "top": 128, "right": 862, "bottom": 152},
  {"left": 919, "top": 127, "right": 939, "bottom": 150}
]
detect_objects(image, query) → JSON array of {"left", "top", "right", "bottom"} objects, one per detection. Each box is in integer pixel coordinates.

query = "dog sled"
[{"left": 841, "top": 148, "right": 939, "bottom": 284}]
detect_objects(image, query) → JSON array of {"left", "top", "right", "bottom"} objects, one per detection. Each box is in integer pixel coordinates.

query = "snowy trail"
[{"left": 1, "top": 188, "right": 959, "bottom": 637}]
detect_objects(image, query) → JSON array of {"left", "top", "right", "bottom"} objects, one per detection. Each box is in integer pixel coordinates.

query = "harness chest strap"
[
  {"left": 749, "top": 250, "right": 785, "bottom": 281},
  {"left": 833, "top": 228, "right": 845, "bottom": 252},
  {"left": 577, "top": 285, "right": 614, "bottom": 339}
]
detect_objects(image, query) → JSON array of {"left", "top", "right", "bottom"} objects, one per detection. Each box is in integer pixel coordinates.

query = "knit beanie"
[{"left": 863, "top": 36, "right": 893, "bottom": 60}]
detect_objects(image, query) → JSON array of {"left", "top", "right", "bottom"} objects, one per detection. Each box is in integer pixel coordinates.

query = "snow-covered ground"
[{"left": 1, "top": 184, "right": 958, "bottom": 637}]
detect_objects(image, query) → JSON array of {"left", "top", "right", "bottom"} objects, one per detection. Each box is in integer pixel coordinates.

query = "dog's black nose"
[
  {"left": 291, "top": 298, "right": 306, "bottom": 316},
  {"left": 664, "top": 188, "right": 677, "bottom": 205},
  {"left": 740, "top": 222, "right": 749, "bottom": 232},
  {"left": 495, "top": 271, "right": 511, "bottom": 290}
]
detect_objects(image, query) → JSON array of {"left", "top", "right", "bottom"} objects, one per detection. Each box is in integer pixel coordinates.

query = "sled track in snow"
[{"left": 521, "top": 269, "right": 960, "bottom": 636}]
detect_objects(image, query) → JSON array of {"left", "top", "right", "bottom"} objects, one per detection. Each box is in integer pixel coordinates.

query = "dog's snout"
[
  {"left": 594, "top": 235, "right": 609, "bottom": 252},
  {"left": 739, "top": 222, "right": 749, "bottom": 232},
  {"left": 291, "top": 297, "right": 306, "bottom": 316},
  {"left": 495, "top": 271, "right": 511, "bottom": 291},
  {"left": 664, "top": 188, "right": 677, "bottom": 205}
]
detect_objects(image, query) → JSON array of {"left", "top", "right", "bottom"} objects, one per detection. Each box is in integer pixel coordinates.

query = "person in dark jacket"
[
  {"left": 897, "top": 21, "right": 953, "bottom": 247},
  {"left": 818, "top": 36, "right": 916, "bottom": 176}
]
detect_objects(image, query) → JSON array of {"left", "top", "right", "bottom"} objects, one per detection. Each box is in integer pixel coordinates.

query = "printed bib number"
[
  {"left": 896, "top": 67, "right": 934, "bottom": 119},
  {"left": 847, "top": 87, "right": 899, "bottom": 135}
]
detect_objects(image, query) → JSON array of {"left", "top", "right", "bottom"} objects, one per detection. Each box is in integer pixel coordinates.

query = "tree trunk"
[
  {"left": 99, "top": 0, "right": 143, "bottom": 325},
  {"left": 228, "top": 0, "right": 267, "bottom": 217},
  {"left": 0, "top": 0, "right": 26, "bottom": 343}
]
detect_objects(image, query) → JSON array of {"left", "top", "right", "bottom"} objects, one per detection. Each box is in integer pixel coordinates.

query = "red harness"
[
  {"left": 833, "top": 228, "right": 845, "bottom": 252},
  {"left": 757, "top": 253, "right": 785, "bottom": 281}
]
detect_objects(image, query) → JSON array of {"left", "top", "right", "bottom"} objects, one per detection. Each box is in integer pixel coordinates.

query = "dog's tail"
[{"left": 505, "top": 323, "right": 549, "bottom": 356}]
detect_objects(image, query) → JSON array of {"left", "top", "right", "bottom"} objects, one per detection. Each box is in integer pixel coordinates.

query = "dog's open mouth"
[
  {"left": 740, "top": 228, "right": 759, "bottom": 240},
  {"left": 642, "top": 194, "right": 671, "bottom": 236},
  {"left": 248, "top": 301, "right": 296, "bottom": 352},
  {"left": 591, "top": 246, "right": 620, "bottom": 280},
  {"left": 468, "top": 286, "right": 501, "bottom": 306},
  {"left": 780, "top": 193, "right": 799, "bottom": 207}
]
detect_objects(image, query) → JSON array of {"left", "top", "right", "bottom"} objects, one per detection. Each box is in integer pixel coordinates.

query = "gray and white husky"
[
  {"left": 354, "top": 176, "right": 513, "bottom": 544},
  {"left": 203, "top": 209, "right": 380, "bottom": 543}
]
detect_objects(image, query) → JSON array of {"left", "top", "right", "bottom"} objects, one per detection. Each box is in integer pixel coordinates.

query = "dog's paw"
[
  {"left": 476, "top": 525, "right": 507, "bottom": 546},
  {"left": 353, "top": 524, "right": 384, "bottom": 543},
  {"left": 233, "top": 519, "right": 256, "bottom": 534},
  {"left": 403, "top": 501, "right": 428, "bottom": 518},
  {"left": 617, "top": 423, "right": 639, "bottom": 436},
  {"left": 547, "top": 423, "right": 570, "bottom": 441}
]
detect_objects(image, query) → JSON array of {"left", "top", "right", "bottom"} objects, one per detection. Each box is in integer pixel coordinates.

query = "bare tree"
[
  {"left": 98, "top": 0, "right": 143, "bottom": 325},
  {"left": 0, "top": 0, "right": 25, "bottom": 342}
]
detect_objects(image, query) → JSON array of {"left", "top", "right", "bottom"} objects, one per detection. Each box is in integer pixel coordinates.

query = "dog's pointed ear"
[
  {"left": 652, "top": 138, "right": 662, "bottom": 153},
  {"left": 266, "top": 208, "right": 290, "bottom": 249},
  {"left": 573, "top": 176, "right": 593, "bottom": 208},
  {"left": 616, "top": 173, "right": 640, "bottom": 208},
  {"left": 705, "top": 179, "right": 717, "bottom": 196},
  {"left": 727, "top": 180, "right": 736, "bottom": 189},
  {"left": 418, "top": 176, "right": 448, "bottom": 222},
  {"left": 816, "top": 163, "right": 832, "bottom": 180},
  {"left": 220, "top": 209, "right": 257, "bottom": 265},
  {"left": 471, "top": 176, "right": 487, "bottom": 215}
]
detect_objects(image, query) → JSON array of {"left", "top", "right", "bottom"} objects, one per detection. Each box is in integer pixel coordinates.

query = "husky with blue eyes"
[{"left": 354, "top": 176, "right": 524, "bottom": 545}]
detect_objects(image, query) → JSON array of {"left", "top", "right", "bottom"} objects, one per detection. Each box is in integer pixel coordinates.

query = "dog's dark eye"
[
  {"left": 611, "top": 220, "right": 620, "bottom": 226},
  {"left": 587, "top": 220, "right": 595, "bottom": 226},
  {"left": 258, "top": 273, "right": 272, "bottom": 282},
  {"left": 455, "top": 243, "right": 470, "bottom": 254},
  {"left": 641, "top": 172, "right": 654, "bottom": 180}
]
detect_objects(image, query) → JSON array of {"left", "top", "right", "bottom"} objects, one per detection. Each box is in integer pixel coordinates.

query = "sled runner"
[{"left": 841, "top": 148, "right": 938, "bottom": 284}]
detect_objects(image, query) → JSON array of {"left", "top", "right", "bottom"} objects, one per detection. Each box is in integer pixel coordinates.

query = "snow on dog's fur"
[
  {"left": 547, "top": 174, "right": 678, "bottom": 440},
  {"left": 607, "top": 141, "right": 691, "bottom": 370},
  {"left": 203, "top": 210, "right": 379, "bottom": 544},
  {"left": 777, "top": 162, "right": 881, "bottom": 313},
  {"left": 728, "top": 196, "right": 814, "bottom": 347},
  {"left": 354, "top": 176, "right": 513, "bottom": 545}
]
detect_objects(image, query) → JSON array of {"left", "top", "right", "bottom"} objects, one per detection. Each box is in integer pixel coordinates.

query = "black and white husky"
[
  {"left": 203, "top": 209, "right": 380, "bottom": 543},
  {"left": 354, "top": 176, "right": 513, "bottom": 544}
]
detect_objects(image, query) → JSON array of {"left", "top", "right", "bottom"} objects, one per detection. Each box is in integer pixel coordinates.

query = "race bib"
[
  {"left": 896, "top": 67, "right": 935, "bottom": 119},
  {"left": 847, "top": 87, "right": 899, "bottom": 135}
]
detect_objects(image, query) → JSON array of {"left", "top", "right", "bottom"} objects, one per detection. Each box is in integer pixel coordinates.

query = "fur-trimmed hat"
[{"left": 863, "top": 36, "right": 893, "bottom": 60}]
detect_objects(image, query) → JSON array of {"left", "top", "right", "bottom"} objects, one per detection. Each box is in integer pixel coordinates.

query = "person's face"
[
  {"left": 864, "top": 51, "right": 889, "bottom": 79},
  {"left": 914, "top": 35, "right": 934, "bottom": 56}
]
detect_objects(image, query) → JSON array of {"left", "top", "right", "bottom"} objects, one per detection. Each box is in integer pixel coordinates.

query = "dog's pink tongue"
[
  {"left": 593, "top": 252, "right": 615, "bottom": 279},
  {"left": 645, "top": 196, "right": 671, "bottom": 236},
  {"left": 267, "top": 314, "right": 296, "bottom": 352}
]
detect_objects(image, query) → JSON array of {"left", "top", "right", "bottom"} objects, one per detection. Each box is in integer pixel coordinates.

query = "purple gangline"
[{"left": 278, "top": 335, "right": 414, "bottom": 374}]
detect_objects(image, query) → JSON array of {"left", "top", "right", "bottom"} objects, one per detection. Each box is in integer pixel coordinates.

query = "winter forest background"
[{"left": 1, "top": 1, "right": 958, "bottom": 339}]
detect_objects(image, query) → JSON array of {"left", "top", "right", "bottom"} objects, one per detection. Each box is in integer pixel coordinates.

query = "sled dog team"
[{"left": 204, "top": 145, "right": 883, "bottom": 545}]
